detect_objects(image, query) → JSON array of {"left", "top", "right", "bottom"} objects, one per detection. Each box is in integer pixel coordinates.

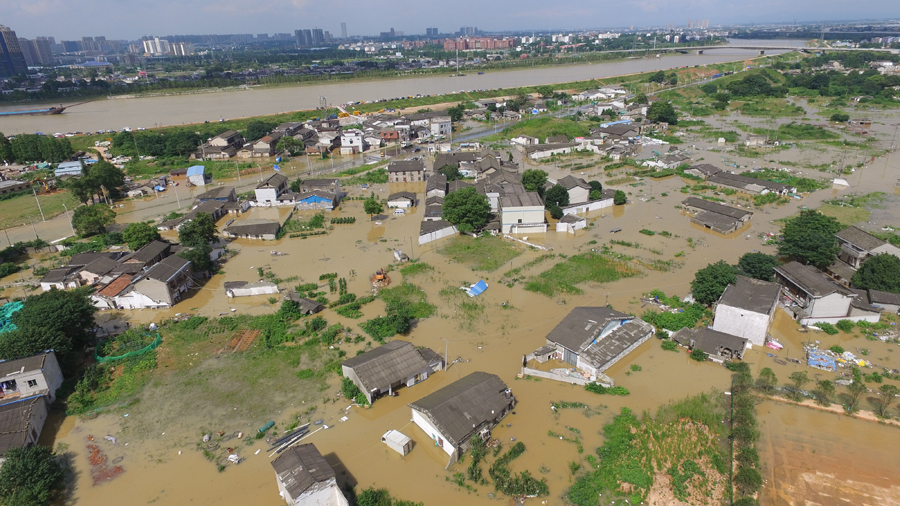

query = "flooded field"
[{"left": 2, "top": 59, "right": 899, "bottom": 504}]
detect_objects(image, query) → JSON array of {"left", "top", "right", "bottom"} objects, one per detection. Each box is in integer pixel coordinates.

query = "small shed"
[
  {"left": 556, "top": 214, "right": 586, "bottom": 234},
  {"left": 381, "top": 430, "right": 413, "bottom": 456},
  {"left": 186, "top": 165, "right": 211, "bottom": 187},
  {"left": 225, "top": 281, "right": 280, "bottom": 298},
  {"left": 387, "top": 192, "right": 416, "bottom": 208}
]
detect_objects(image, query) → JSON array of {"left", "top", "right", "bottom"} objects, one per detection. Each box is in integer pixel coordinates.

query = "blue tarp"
[{"left": 466, "top": 280, "right": 488, "bottom": 297}]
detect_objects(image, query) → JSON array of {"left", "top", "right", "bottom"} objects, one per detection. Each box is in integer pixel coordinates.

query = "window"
[{"left": 26, "top": 380, "right": 38, "bottom": 388}]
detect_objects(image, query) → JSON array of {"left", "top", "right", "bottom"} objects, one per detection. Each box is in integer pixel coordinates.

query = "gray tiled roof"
[
  {"left": 774, "top": 261, "right": 853, "bottom": 298},
  {"left": 579, "top": 319, "right": 653, "bottom": 370},
  {"left": 682, "top": 197, "right": 752, "bottom": 220},
  {"left": 0, "top": 352, "right": 50, "bottom": 378},
  {"left": 545, "top": 307, "right": 631, "bottom": 352},
  {"left": 126, "top": 240, "right": 171, "bottom": 264},
  {"left": 342, "top": 341, "right": 429, "bottom": 393},
  {"left": 420, "top": 220, "right": 456, "bottom": 236},
  {"left": 388, "top": 160, "right": 425, "bottom": 173},
  {"left": 717, "top": 277, "right": 780, "bottom": 314},
  {"left": 40, "top": 266, "right": 77, "bottom": 284},
  {"left": 224, "top": 219, "right": 280, "bottom": 237},
  {"left": 408, "top": 372, "right": 512, "bottom": 447},
  {"left": 672, "top": 327, "right": 747, "bottom": 357},
  {"left": 836, "top": 226, "right": 886, "bottom": 252},
  {"left": 271, "top": 444, "right": 335, "bottom": 500},
  {"left": 868, "top": 289, "right": 900, "bottom": 307},
  {"left": 558, "top": 175, "right": 591, "bottom": 190},
  {"left": 388, "top": 191, "right": 416, "bottom": 202},
  {"left": 0, "top": 395, "right": 45, "bottom": 456},
  {"left": 141, "top": 255, "right": 191, "bottom": 282}
]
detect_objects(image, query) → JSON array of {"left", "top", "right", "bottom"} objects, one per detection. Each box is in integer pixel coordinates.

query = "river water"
[{"left": 0, "top": 41, "right": 803, "bottom": 134}]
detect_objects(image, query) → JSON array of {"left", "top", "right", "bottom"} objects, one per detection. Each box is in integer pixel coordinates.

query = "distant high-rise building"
[
  {"left": 341, "top": 22, "right": 347, "bottom": 39},
  {"left": 257, "top": 33, "right": 269, "bottom": 40},
  {"left": 172, "top": 42, "right": 193, "bottom": 56},
  {"left": 61, "top": 40, "right": 80, "bottom": 53},
  {"left": 17, "top": 38, "right": 37, "bottom": 67},
  {"left": 33, "top": 37, "right": 53, "bottom": 65},
  {"left": 142, "top": 37, "right": 171, "bottom": 56},
  {"left": 426, "top": 28, "right": 438, "bottom": 37},
  {"left": 312, "top": 28, "right": 325, "bottom": 46},
  {"left": 0, "top": 25, "right": 27, "bottom": 76},
  {"left": 295, "top": 29, "right": 312, "bottom": 47}
]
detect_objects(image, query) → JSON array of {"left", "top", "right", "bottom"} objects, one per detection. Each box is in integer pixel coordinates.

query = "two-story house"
[
  {"left": 255, "top": 173, "right": 289, "bottom": 206},
  {"left": 388, "top": 160, "right": 425, "bottom": 183},
  {"left": 339, "top": 129, "right": 366, "bottom": 155}
]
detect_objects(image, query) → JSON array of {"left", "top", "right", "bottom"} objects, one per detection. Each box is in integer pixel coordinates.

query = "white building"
[
  {"left": 339, "top": 129, "right": 365, "bottom": 155},
  {"left": 142, "top": 37, "right": 171, "bottom": 55},
  {"left": 556, "top": 214, "right": 586, "bottom": 234},
  {"left": 430, "top": 116, "right": 451, "bottom": 137},
  {"left": 271, "top": 444, "right": 349, "bottom": 506},
  {"left": 500, "top": 193, "right": 546, "bottom": 234},
  {"left": 712, "top": 277, "right": 780, "bottom": 347}
]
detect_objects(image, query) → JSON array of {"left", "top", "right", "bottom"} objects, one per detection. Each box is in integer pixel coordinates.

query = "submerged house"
[
  {"left": 341, "top": 340, "right": 442, "bottom": 404},
  {"left": 712, "top": 277, "right": 780, "bottom": 347},
  {"left": 224, "top": 281, "right": 279, "bottom": 298},
  {"left": 671, "top": 327, "right": 748, "bottom": 362},
  {"left": 542, "top": 307, "right": 654, "bottom": 377},
  {"left": 0, "top": 351, "right": 65, "bottom": 461},
  {"left": 270, "top": 443, "right": 348, "bottom": 506},
  {"left": 774, "top": 261, "right": 882, "bottom": 325},
  {"left": 409, "top": 371, "right": 515, "bottom": 466}
]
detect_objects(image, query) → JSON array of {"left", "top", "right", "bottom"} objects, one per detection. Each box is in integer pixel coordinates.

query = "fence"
[{"left": 95, "top": 332, "right": 162, "bottom": 364}]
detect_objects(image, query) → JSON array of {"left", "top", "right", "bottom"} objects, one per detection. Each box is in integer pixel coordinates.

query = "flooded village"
[{"left": 1, "top": 47, "right": 900, "bottom": 506}]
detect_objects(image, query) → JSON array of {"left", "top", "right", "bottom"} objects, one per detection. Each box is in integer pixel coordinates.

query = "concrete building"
[
  {"left": 341, "top": 341, "right": 442, "bottom": 404},
  {"left": 271, "top": 444, "right": 348, "bottom": 506},
  {"left": 774, "top": 261, "right": 882, "bottom": 325},
  {"left": 409, "top": 372, "right": 515, "bottom": 466},
  {"left": 223, "top": 219, "right": 281, "bottom": 240},
  {"left": 671, "top": 327, "right": 748, "bottom": 362},
  {"left": 387, "top": 191, "right": 416, "bottom": 208},
  {"left": 339, "top": 129, "right": 366, "bottom": 155},
  {"left": 419, "top": 220, "right": 458, "bottom": 246},
  {"left": 255, "top": 173, "right": 289, "bottom": 205},
  {"left": 500, "top": 192, "right": 546, "bottom": 234},
  {"left": 834, "top": 226, "right": 900, "bottom": 269},
  {"left": 186, "top": 165, "right": 211, "bottom": 187},
  {"left": 542, "top": 307, "right": 653, "bottom": 378},
  {"left": 388, "top": 160, "right": 425, "bottom": 183},
  {"left": 224, "top": 281, "right": 280, "bottom": 298},
  {"left": 116, "top": 255, "right": 193, "bottom": 309},
  {"left": 556, "top": 214, "right": 586, "bottom": 234},
  {"left": 712, "top": 277, "right": 780, "bottom": 347},
  {"left": 430, "top": 116, "right": 452, "bottom": 137}
]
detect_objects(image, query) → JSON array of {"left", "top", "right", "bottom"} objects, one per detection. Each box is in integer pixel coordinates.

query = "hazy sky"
[{"left": 3, "top": 0, "right": 897, "bottom": 40}]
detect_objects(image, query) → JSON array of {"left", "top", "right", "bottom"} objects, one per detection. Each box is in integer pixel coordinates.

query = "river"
[{"left": 0, "top": 41, "right": 805, "bottom": 134}]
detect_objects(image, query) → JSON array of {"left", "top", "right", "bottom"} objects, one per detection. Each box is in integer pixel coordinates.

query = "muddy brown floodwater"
[{"left": 24, "top": 98, "right": 900, "bottom": 505}]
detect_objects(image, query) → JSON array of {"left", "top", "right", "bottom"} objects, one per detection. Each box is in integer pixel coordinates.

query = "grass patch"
[
  {"left": 525, "top": 252, "right": 640, "bottom": 297},
  {"left": 343, "top": 168, "right": 388, "bottom": 185},
  {"left": 740, "top": 169, "right": 829, "bottom": 193},
  {"left": 399, "top": 261, "right": 434, "bottom": 277},
  {"left": 439, "top": 286, "right": 486, "bottom": 332},
  {"left": 0, "top": 190, "right": 80, "bottom": 230},
  {"left": 440, "top": 235, "right": 522, "bottom": 271},
  {"left": 752, "top": 122, "right": 839, "bottom": 141},
  {"left": 817, "top": 203, "right": 871, "bottom": 226},
  {"left": 491, "top": 117, "right": 592, "bottom": 142}
]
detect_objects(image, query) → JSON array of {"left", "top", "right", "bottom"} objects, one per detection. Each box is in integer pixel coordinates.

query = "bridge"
[{"left": 600, "top": 44, "right": 899, "bottom": 56}]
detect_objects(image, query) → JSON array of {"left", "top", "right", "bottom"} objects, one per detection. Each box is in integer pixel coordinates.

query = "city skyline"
[{"left": 3, "top": 0, "right": 898, "bottom": 40}]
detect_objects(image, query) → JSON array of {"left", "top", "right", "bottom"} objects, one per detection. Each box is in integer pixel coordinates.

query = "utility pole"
[
  {"left": 29, "top": 216, "right": 38, "bottom": 239},
  {"left": 443, "top": 339, "right": 449, "bottom": 371},
  {"left": 32, "top": 188, "right": 45, "bottom": 221},
  {"left": 62, "top": 203, "right": 75, "bottom": 236}
]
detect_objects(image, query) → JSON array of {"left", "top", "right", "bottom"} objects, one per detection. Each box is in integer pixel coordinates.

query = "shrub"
[
  {"left": 690, "top": 349, "right": 708, "bottom": 362},
  {"left": 818, "top": 322, "right": 839, "bottom": 335},
  {"left": 661, "top": 340, "right": 677, "bottom": 351},
  {"left": 638, "top": 229, "right": 655, "bottom": 236},
  {"left": 829, "top": 345, "right": 845, "bottom": 354},
  {"left": 835, "top": 320, "right": 855, "bottom": 333}
]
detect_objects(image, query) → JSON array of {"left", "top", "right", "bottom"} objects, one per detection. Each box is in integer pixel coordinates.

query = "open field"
[{"left": 0, "top": 189, "right": 79, "bottom": 232}]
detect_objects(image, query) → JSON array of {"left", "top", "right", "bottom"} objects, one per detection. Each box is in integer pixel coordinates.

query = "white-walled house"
[
  {"left": 341, "top": 341, "right": 442, "bottom": 404},
  {"left": 340, "top": 129, "right": 366, "bottom": 155},
  {"left": 254, "top": 173, "right": 289, "bottom": 206},
  {"left": 712, "top": 277, "right": 780, "bottom": 347},
  {"left": 409, "top": 372, "right": 515, "bottom": 466},
  {"left": 500, "top": 193, "right": 546, "bottom": 234},
  {"left": 430, "top": 116, "right": 452, "bottom": 137},
  {"left": 419, "top": 220, "right": 458, "bottom": 246},
  {"left": 556, "top": 214, "right": 586, "bottom": 234},
  {"left": 387, "top": 191, "right": 416, "bottom": 208},
  {"left": 271, "top": 444, "right": 348, "bottom": 506},
  {"left": 774, "top": 261, "right": 882, "bottom": 325}
]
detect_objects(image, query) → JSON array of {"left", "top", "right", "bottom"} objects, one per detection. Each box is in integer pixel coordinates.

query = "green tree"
[
  {"left": 589, "top": 190, "right": 601, "bottom": 201},
  {"left": 845, "top": 378, "right": 868, "bottom": 413},
  {"left": 89, "top": 160, "right": 125, "bottom": 194},
  {"left": 646, "top": 101, "right": 678, "bottom": 124},
  {"left": 0, "top": 446, "right": 65, "bottom": 506},
  {"left": 873, "top": 384, "right": 899, "bottom": 417},
  {"left": 363, "top": 193, "right": 383, "bottom": 216},
  {"left": 122, "top": 222, "right": 161, "bottom": 250},
  {"left": 178, "top": 213, "right": 218, "bottom": 247},
  {"left": 588, "top": 180, "right": 602, "bottom": 193},
  {"left": 737, "top": 252, "right": 780, "bottom": 281},
  {"left": 549, "top": 205, "right": 563, "bottom": 220},
  {"left": 732, "top": 498, "right": 760, "bottom": 506},
  {"left": 690, "top": 260, "right": 737, "bottom": 306},
  {"left": 778, "top": 210, "right": 842, "bottom": 268},
  {"left": 243, "top": 120, "right": 277, "bottom": 142},
  {"left": 0, "top": 133, "right": 13, "bottom": 163},
  {"left": 536, "top": 85, "right": 555, "bottom": 98},
  {"left": 755, "top": 367, "right": 777, "bottom": 394},
  {"left": 178, "top": 243, "right": 214, "bottom": 273},
  {"left": 666, "top": 73, "right": 678, "bottom": 85},
  {"left": 631, "top": 92, "right": 649, "bottom": 104},
  {"left": 289, "top": 178, "right": 302, "bottom": 193},
  {"left": 690, "top": 348, "right": 708, "bottom": 362},
  {"left": 71, "top": 204, "right": 115, "bottom": 236},
  {"left": 0, "top": 288, "right": 96, "bottom": 366},
  {"left": 787, "top": 370, "right": 810, "bottom": 401},
  {"left": 814, "top": 380, "right": 836, "bottom": 406},
  {"left": 521, "top": 169, "right": 548, "bottom": 195},
  {"left": 829, "top": 112, "right": 850, "bottom": 122},
  {"left": 543, "top": 184, "right": 569, "bottom": 208},
  {"left": 277, "top": 136, "right": 305, "bottom": 156},
  {"left": 613, "top": 190, "right": 627, "bottom": 205},
  {"left": 734, "top": 467, "right": 763, "bottom": 495},
  {"left": 852, "top": 254, "right": 900, "bottom": 292},
  {"left": 648, "top": 70, "right": 666, "bottom": 83},
  {"left": 442, "top": 187, "right": 490, "bottom": 234},
  {"left": 438, "top": 164, "right": 462, "bottom": 181},
  {"left": 699, "top": 83, "right": 718, "bottom": 95},
  {"left": 446, "top": 104, "right": 464, "bottom": 123}
]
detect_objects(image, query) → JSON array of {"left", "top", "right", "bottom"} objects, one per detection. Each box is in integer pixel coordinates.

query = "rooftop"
[
  {"left": 0, "top": 396, "right": 45, "bottom": 456},
  {"left": 388, "top": 160, "right": 425, "bottom": 173},
  {"left": 774, "top": 261, "right": 853, "bottom": 298},
  {"left": 141, "top": 255, "right": 191, "bottom": 283},
  {"left": 125, "top": 240, "right": 171, "bottom": 264},
  {"left": 836, "top": 226, "right": 887, "bottom": 252},
  {"left": 545, "top": 307, "right": 631, "bottom": 352},
  {"left": 196, "top": 186, "right": 236, "bottom": 201},
  {"left": 224, "top": 219, "right": 280, "bottom": 236},
  {"left": 672, "top": 327, "right": 748, "bottom": 357},
  {"left": 0, "top": 351, "right": 52, "bottom": 378},
  {"left": 341, "top": 341, "right": 430, "bottom": 394},
  {"left": 717, "top": 276, "right": 780, "bottom": 314},
  {"left": 682, "top": 197, "right": 752, "bottom": 220},
  {"left": 258, "top": 173, "right": 288, "bottom": 189},
  {"left": 579, "top": 319, "right": 654, "bottom": 370},
  {"left": 408, "top": 372, "right": 512, "bottom": 447},
  {"left": 420, "top": 220, "right": 456, "bottom": 236},
  {"left": 271, "top": 444, "right": 336, "bottom": 500},
  {"left": 558, "top": 175, "right": 591, "bottom": 191},
  {"left": 388, "top": 191, "right": 417, "bottom": 202}
]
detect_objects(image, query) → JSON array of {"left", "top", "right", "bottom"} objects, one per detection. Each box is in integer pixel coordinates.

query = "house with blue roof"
[{"left": 186, "top": 165, "right": 211, "bottom": 186}]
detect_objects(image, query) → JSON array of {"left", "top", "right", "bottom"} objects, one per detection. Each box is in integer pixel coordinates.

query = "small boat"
[
  {"left": 766, "top": 340, "right": 783, "bottom": 350},
  {"left": 0, "top": 105, "right": 66, "bottom": 117}
]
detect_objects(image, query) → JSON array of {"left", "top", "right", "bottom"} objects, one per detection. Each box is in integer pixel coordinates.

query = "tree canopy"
[
  {"left": 521, "top": 169, "right": 548, "bottom": 195},
  {"left": 852, "top": 253, "right": 900, "bottom": 292},
  {"left": 543, "top": 184, "right": 569, "bottom": 209},
  {"left": 178, "top": 243, "right": 214, "bottom": 273},
  {"left": 778, "top": 210, "right": 842, "bottom": 268},
  {"left": 646, "top": 101, "right": 678, "bottom": 124},
  {"left": 0, "top": 288, "right": 96, "bottom": 366},
  {"left": 588, "top": 180, "right": 602, "bottom": 193},
  {"left": 442, "top": 187, "right": 490, "bottom": 234},
  {"left": 122, "top": 222, "right": 161, "bottom": 250},
  {"left": 0, "top": 446, "right": 65, "bottom": 506},
  {"left": 71, "top": 204, "right": 116, "bottom": 236},
  {"left": 178, "top": 212, "right": 218, "bottom": 247},
  {"left": 737, "top": 252, "right": 780, "bottom": 281},
  {"left": 691, "top": 261, "right": 738, "bottom": 306},
  {"left": 363, "top": 193, "right": 383, "bottom": 216},
  {"left": 437, "top": 164, "right": 462, "bottom": 181},
  {"left": 613, "top": 190, "right": 627, "bottom": 205},
  {"left": 243, "top": 120, "right": 277, "bottom": 142}
]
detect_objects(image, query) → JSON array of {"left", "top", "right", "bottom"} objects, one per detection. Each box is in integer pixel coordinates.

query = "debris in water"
[{"left": 104, "top": 435, "right": 117, "bottom": 446}]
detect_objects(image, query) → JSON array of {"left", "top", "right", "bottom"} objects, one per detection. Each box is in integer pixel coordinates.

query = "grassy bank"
[
  {"left": 440, "top": 235, "right": 523, "bottom": 271},
  {"left": 0, "top": 190, "right": 79, "bottom": 231},
  {"left": 525, "top": 252, "right": 640, "bottom": 297}
]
